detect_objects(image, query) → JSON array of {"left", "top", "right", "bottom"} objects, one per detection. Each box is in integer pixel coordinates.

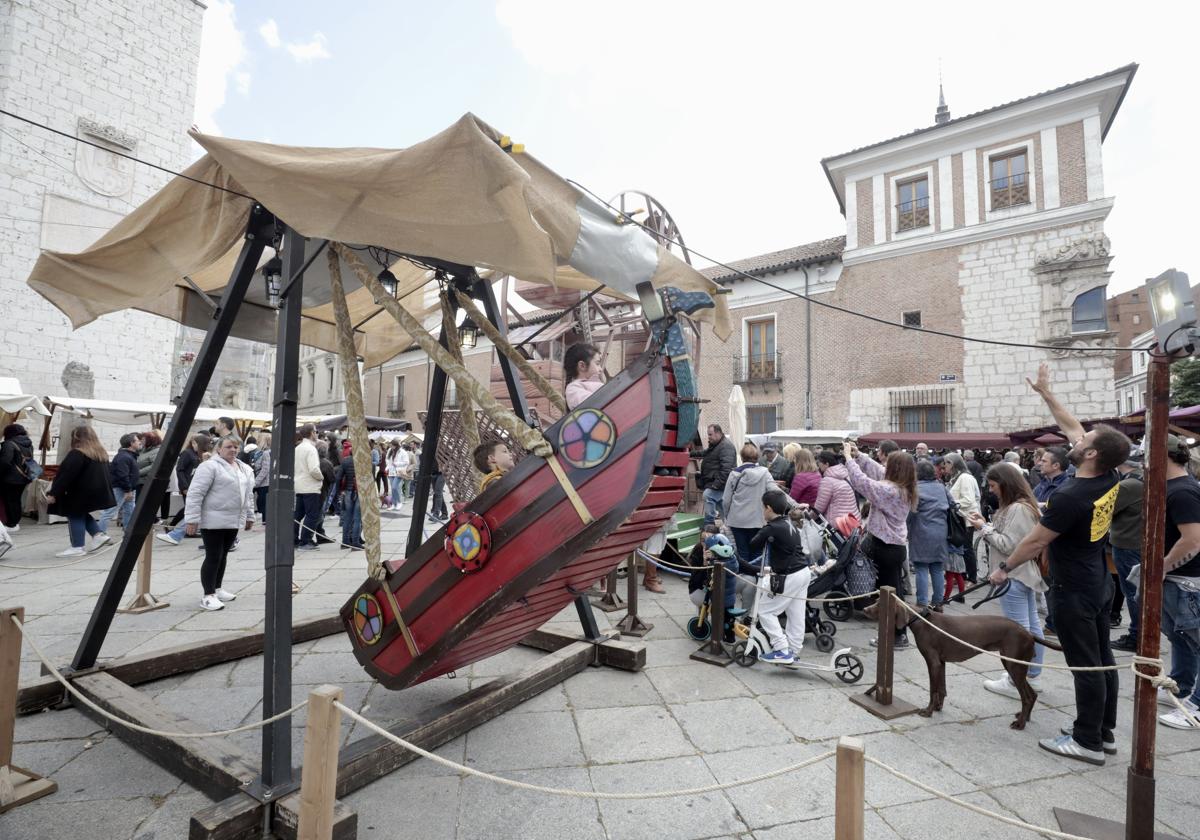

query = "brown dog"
[{"left": 863, "top": 601, "right": 1062, "bottom": 729}]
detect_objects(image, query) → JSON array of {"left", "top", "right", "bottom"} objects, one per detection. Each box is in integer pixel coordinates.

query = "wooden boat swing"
[{"left": 342, "top": 284, "right": 711, "bottom": 689}]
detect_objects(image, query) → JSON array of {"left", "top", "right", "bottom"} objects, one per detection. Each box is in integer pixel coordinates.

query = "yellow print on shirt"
[{"left": 1090, "top": 483, "right": 1119, "bottom": 542}]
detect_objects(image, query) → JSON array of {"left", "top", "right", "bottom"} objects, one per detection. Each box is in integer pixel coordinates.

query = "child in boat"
[
  {"left": 473, "top": 441, "right": 514, "bottom": 492},
  {"left": 564, "top": 343, "right": 604, "bottom": 410}
]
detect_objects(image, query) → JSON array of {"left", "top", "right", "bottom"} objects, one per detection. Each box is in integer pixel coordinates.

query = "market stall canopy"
[
  {"left": 856, "top": 431, "right": 1013, "bottom": 450},
  {"left": 46, "top": 396, "right": 279, "bottom": 427},
  {"left": 0, "top": 378, "right": 51, "bottom": 418},
  {"left": 751, "top": 429, "right": 859, "bottom": 448},
  {"left": 26, "top": 114, "right": 730, "bottom": 367},
  {"left": 314, "top": 414, "right": 410, "bottom": 433}
]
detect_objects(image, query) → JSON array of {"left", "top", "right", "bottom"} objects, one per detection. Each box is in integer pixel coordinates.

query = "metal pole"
[
  {"left": 71, "top": 208, "right": 272, "bottom": 671},
  {"left": 803, "top": 266, "right": 813, "bottom": 430},
  {"left": 1127, "top": 349, "right": 1170, "bottom": 840},
  {"left": 406, "top": 329, "right": 451, "bottom": 556},
  {"left": 260, "top": 225, "right": 306, "bottom": 793}
]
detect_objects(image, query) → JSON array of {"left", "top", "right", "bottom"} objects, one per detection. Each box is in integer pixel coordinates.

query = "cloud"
[
  {"left": 234, "top": 71, "right": 251, "bottom": 95},
  {"left": 193, "top": 0, "right": 248, "bottom": 135},
  {"left": 258, "top": 19, "right": 280, "bottom": 48},
  {"left": 285, "top": 32, "right": 331, "bottom": 62}
]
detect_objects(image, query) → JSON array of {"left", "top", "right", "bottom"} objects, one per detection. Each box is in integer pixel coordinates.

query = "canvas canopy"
[
  {"left": 46, "top": 396, "right": 278, "bottom": 427},
  {"left": 26, "top": 114, "right": 730, "bottom": 367},
  {"left": 0, "top": 377, "right": 51, "bottom": 418}
]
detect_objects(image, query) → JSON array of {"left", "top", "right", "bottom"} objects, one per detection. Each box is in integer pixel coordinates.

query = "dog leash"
[{"left": 900, "top": 580, "right": 1010, "bottom": 632}]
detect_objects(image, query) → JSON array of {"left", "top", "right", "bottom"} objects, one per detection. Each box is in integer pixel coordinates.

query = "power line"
[{"left": 566, "top": 180, "right": 1148, "bottom": 355}]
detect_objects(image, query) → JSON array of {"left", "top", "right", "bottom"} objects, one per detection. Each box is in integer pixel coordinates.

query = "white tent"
[
  {"left": 727, "top": 385, "right": 746, "bottom": 451},
  {"left": 0, "top": 377, "right": 51, "bottom": 420},
  {"left": 45, "top": 396, "right": 278, "bottom": 427},
  {"left": 749, "top": 429, "right": 860, "bottom": 448}
]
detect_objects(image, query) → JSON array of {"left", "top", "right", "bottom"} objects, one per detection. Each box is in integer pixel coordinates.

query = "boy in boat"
[{"left": 473, "top": 441, "right": 515, "bottom": 492}]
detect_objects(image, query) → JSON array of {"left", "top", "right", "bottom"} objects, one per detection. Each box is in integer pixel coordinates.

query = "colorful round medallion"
[
  {"left": 352, "top": 593, "right": 384, "bottom": 646},
  {"left": 444, "top": 511, "right": 493, "bottom": 573},
  {"left": 558, "top": 408, "right": 616, "bottom": 470}
]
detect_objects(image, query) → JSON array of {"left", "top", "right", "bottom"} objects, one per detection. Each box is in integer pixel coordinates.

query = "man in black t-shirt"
[
  {"left": 989, "top": 363, "right": 1131, "bottom": 765},
  {"left": 1155, "top": 435, "right": 1200, "bottom": 729}
]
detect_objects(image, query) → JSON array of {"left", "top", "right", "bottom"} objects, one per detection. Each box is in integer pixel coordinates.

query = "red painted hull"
[{"left": 341, "top": 352, "right": 685, "bottom": 689}]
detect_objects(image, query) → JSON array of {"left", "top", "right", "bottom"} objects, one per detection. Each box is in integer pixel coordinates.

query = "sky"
[{"left": 193, "top": 0, "right": 1199, "bottom": 295}]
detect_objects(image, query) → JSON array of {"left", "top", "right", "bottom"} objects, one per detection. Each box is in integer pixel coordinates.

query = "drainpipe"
[{"left": 803, "top": 265, "right": 813, "bottom": 430}]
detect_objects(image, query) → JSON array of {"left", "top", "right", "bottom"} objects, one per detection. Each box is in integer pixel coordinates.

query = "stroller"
[{"left": 801, "top": 512, "right": 876, "bottom": 622}]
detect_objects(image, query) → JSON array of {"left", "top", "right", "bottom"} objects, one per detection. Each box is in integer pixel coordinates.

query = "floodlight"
[{"left": 1146, "top": 269, "right": 1195, "bottom": 354}]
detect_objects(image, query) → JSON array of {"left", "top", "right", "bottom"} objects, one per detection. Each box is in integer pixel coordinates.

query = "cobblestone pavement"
[{"left": 1, "top": 511, "right": 1197, "bottom": 839}]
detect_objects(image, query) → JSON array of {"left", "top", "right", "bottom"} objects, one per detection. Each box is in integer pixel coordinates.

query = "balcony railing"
[
  {"left": 990, "top": 172, "right": 1030, "bottom": 210},
  {"left": 896, "top": 196, "right": 930, "bottom": 232},
  {"left": 386, "top": 395, "right": 405, "bottom": 416},
  {"left": 734, "top": 352, "right": 782, "bottom": 384}
]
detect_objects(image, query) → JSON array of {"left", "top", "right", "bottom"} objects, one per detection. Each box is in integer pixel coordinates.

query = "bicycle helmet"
[
  {"left": 709, "top": 543, "right": 734, "bottom": 559},
  {"left": 704, "top": 533, "right": 731, "bottom": 550}
]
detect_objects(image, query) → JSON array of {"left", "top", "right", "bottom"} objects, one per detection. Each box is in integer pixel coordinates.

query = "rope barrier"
[
  {"left": 0, "top": 550, "right": 104, "bottom": 570},
  {"left": 10, "top": 614, "right": 307, "bottom": 738},
  {"left": 333, "top": 699, "right": 833, "bottom": 799},
  {"left": 636, "top": 551, "right": 879, "bottom": 604},
  {"left": 862, "top": 755, "right": 1094, "bottom": 840}
]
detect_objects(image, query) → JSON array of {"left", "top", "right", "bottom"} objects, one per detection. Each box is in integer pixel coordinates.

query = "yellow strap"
[
  {"left": 379, "top": 583, "right": 420, "bottom": 657},
  {"left": 545, "top": 455, "right": 593, "bottom": 524}
]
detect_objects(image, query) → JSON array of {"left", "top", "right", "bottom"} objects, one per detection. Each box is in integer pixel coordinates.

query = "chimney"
[{"left": 934, "top": 82, "right": 951, "bottom": 125}]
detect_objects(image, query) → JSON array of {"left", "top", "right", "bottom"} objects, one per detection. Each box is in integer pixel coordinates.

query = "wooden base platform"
[
  {"left": 0, "top": 765, "right": 58, "bottom": 814},
  {"left": 1054, "top": 807, "right": 1184, "bottom": 840},
  {"left": 848, "top": 688, "right": 919, "bottom": 720}
]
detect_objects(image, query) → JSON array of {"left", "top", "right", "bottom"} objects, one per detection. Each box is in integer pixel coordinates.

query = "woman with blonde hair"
[
  {"left": 45, "top": 426, "right": 113, "bottom": 557},
  {"left": 184, "top": 434, "right": 255, "bottom": 611},
  {"left": 789, "top": 447, "right": 821, "bottom": 506}
]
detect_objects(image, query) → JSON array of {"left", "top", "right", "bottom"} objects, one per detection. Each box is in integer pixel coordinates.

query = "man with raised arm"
[{"left": 989, "top": 362, "right": 1131, "bottom": 765}]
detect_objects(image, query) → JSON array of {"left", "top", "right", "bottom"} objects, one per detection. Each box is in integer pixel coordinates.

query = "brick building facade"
[{"left": 699, "top": 65, "right": 1137, "bottom": 436}]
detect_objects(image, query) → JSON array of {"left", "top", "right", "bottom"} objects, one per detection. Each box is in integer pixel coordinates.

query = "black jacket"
[
  {"left": 49, "top": 450, "right": 113, "bottom": 515},
  {"left": 335, "top": 455, "right": 357, "bottom": 492},
  {"left": 110, "top": 448, "right": 139, "bottom": 492},
  {"left": 176, "top": 449, "right": 200, "bottom": 494},
  {"left": 746, "top": 517, "right": 807, "bottom": 576},
  {"left": 0, "top": 434, "right": 34, "bottom": 486},
  {"left": 699, "top": 436, "right": 736, "bottom": 491},
  {"left": 319, "top": 457, "right": 336, "bottom": 498}
]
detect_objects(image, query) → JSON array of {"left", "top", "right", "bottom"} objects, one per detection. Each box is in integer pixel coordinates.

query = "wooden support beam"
[
  {"left": 298, "top": 686, "right": 342, "bottom": 840},
  {"left": 72, "top": 672, "right": 259, "bottom": 800},
  {"left": 19, "top": 613, "right": 343, "bottom": 714},
  {"left": 519, "top": 627, "right": 646, "bottom": 671},
  {"left": 117, "top": 537, "right": 169, "bottom": 614},
  {"left": 1, "top": 606, "right": 57, "bottom": 814},
  {"left": 834, "top": 736, "right": 865, "bottom": 840},
  {"left": 188, "top": 791, "right": 357, "bottom": 840}
]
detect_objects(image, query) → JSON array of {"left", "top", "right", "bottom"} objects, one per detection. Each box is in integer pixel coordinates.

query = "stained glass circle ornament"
[
  {"left": 558, "top": 408, "right": 616, "bottom": 470},
  {"left": 352, "top": 593, "right": 384, "bottom": 646},
  {"left": 445, "top": 511, "right": 492, "bottom": 573}
]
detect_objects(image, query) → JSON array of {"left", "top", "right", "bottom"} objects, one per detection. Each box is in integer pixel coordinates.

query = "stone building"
[
  {"left": 699, "top": 64, "right": 1137, "bottom": 435},
  {"left": 0, "top": 0, "right": 273, "bottom": 448}
]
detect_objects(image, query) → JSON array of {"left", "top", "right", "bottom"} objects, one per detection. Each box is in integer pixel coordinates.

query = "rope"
[
  {"left": 863, "top": 755, "right": 1094, "bottom": 840},
  {"left": 636, "top": 550, "right": 879, "bottom": 603},
  {"left": 292, "top": 517, "right": 409, "bottom": 563},
  {"left": 0, "top": 549, "right": 104, "bottom": 570},
  {"left": 11, "top": 614, "right": 306, "bottom": 738},
  {"left": 441, "top": 291, "right": 481, "bottom": 455},
  {"left": 334, "top": 699, "right": 833, "bottom": 799}
]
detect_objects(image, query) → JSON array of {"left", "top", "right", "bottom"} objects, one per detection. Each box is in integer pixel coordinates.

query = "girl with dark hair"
[
  {"left": 44, "top": 426, "right": 114, "bottom": 557},
  {"left": 563, "top": 343, "right": 603, "bottom": 410},
  {"left": 136, "top": 429, "right": 171, "bottom": 521},
  {"left": 844, "top": 441, "right": 918, "bottom": 649},
  {"left": 908, "top": 458, "right": 950, "bottom": 611},
  {"left": 1, "top": 423, "right": 35, "bottom": 531},
  {"left": 157, "top": 433, "right": 213, "bottom": 545}
]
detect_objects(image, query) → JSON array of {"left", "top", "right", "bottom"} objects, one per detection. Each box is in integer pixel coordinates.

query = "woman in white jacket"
[
  {"left": 944, "top": 452, "right": 981, "bottom": 582},
  {"left": 185, "top": 435, "right": 255, "bottom": 611}
]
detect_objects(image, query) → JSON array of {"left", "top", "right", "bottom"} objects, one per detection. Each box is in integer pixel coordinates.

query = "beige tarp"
[{"left": 27, "top": 114, "right": 729, "bottom": 367}]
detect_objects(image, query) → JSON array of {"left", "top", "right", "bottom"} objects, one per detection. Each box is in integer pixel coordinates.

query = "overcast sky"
[{"left": 194, "top": 1, "right": 1197, "bottom": 295}]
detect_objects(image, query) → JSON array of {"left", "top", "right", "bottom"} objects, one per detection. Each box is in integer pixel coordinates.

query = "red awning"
[{"left": 855, "top": 432, "right": 1013, "bottom": 450}]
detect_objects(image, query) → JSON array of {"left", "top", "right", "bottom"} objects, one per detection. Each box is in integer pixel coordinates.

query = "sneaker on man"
[
  {"left": 1159, "top": 687, "right": 1185, "bottom": 707},
  {"left": 759, "top": 648, "right": 794, "bottom": 665},
  {"left": 155, "top": 532, "right": 181, "bottom": 546},
  {"left": 215, "top": 588, "right": 238, "bottom": 603},
  {"left": 983, "top": 673, "right": 1020, "bottom": 699},
  {"left": 55, "top": 546, "right": 86, "bottom": 557},
  {"left": 869, "top": 636, "right": 911, "bottom": 649},
  {"left": 199, "top": 594, "right": 224, "bottom": 611},
  {"left": 1158, "top": 697, "right": 1200, "bottom": 730},
  {"left": 1111, "top": 633, "right": 1138, "bottom": 653},
  {"left": 1038, "top": 733, "right": 1105, "bottom": 766},
  {"left": 89, "top": 533, "right": 112, "bottom": 552},
  {"left": 1060, "top": 725, "right": 1117, "bottom": 755},
  {"left": 296, "top": 543, "right": 319, "bottom": 552}
]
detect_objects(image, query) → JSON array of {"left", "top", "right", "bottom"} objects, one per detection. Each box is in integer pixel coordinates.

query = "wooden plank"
[
  {"left": 0, "top": 766, "right": 58, "bottom": 815},
  {"left": 334, "top": 641, "right": 593, "bottom": 795},
  {"left": 834, "top": 736, "right": 865, "bottom": 840},
  {"left": 297, "top": 686, "right": 342, "bottom": 840},
  {"left": 274, "top": 794, "right": 357, "bottom": 840},
  {"left": 72, "top": 672, "right": 260, "bottom": 800},
  {"left": 1, "top": 607, "right": 23, "bottom": 769},
  {"left": 19, "top": 613, "right": 342, "bottom": 714},
  {"left": 189, "top": 793, "right": 262, "bottom": 840},
  {"left": 519, "top": 627, "right": 646, "bottom": 672}
]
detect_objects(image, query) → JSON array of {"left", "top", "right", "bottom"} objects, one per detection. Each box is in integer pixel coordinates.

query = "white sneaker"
[
  {"left": 55, "top": 547, "right": 86, "bottom": 557},
  {"left": 199, "top": 594, "right": 224, "bottom": 611},
  {"left": 1159, "top": 697, "right": 1200, "bottom": 730},
  {"left": 89, "top": 533, "right": 111, "bottom": 552},
  {"left": 8, "top": 524, "right": 19, "bottom": 533},
  {"left": 1159, "top": 687, "right": 1185, "bottom": 707},
  {"left": 215, "top": 588, "right": 237, "bottom": 602},
  {"left": 983, "top": 673, "right": 1020, "bottom": 699},
  {"left": 155, "top": 532, "right": 180, "bottom": 546}
]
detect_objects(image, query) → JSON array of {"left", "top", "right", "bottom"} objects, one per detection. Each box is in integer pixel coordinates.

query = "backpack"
[{"left": 11, "top": 443, "right": 42, "bottom": 483}]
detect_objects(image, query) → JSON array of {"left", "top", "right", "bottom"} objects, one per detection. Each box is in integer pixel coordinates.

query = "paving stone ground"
[{"left": 1, "top": 509, "right": 1197, "bottom": 839}]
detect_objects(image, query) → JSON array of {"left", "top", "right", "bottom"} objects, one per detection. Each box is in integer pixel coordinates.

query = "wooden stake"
[
  {"left": 691, "top": 558, "right": 730, "bottom": 666},
  {"left": 118, "top": 536, "right": 169, "bottom": 614},
  {"left": 616, "top": 553, "right": 653, "bottom": 636},
  {"left": 0, "top": 607, "right": 58, "bottom": 813},
  {"left": 849, "top": 588, "right": 917, "bottom": 719},
  {"left": 834, "top": 736, "right": 865, "bottom": 840},
  {"left": 298, "top": 685, "right": 343, "bottom": 840}
]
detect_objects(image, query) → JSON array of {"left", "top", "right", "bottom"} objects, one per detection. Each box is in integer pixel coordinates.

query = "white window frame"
[
  {"left": 890, "top": 165, "right": 936, "bottom": 241},
  {"left": 983, "top": 140, "right": 1038, "bottom": 222}
]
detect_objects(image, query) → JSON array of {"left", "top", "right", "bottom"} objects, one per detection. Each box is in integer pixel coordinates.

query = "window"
[
  {"left": 307, "top": 370, "right": 316, "bottom": 399},
  {"left": 327, "top": 366, "right": 335, "bottom": 393},
  {"left": 1071, "top": 288, "right": 1108, "bottom": 333},
  {"left": 902, "top": 310, "right": 922, "bottom": 328},
  {"left": 990, "top": 150, "right": 1029, "bottom": 210},
  {"left": 446, "top": 379, "right": 458, "bottom": 407},
  {"left": 899, "top": 406, "right": 945, "bottom": 433},
  {"left": 389, "top": 376, "right": 405, "bottom": 413},
  {"left": 1132, "top": 313, "right": 1141, "bottom": 325},
  {"left": 747, "top": 405, "right": 780, "bottom": 435},
  {"left": 744, "top": 318, "right": 777, "bottom": 381},
  {"left": 1125, "top": 392, "right": 1134, "bottom": 415},
  {"left": 896, "top": 177, "right": 930, "bottom": 231}
]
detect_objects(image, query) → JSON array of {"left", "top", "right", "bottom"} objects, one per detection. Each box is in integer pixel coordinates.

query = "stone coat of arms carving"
[{"left": 74, "top": 117, "right": 137, "bottom": 198}]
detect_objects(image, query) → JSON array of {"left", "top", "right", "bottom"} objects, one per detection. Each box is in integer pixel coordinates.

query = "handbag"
[
  {"left": 946, "top": 498, "right": 969, "bottom": 549},
  {"left": 845, "top": 531, "right": 877, "bottom": 596}
]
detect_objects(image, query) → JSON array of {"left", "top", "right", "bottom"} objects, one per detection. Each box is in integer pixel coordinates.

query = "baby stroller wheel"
[
  {"left": 686, "top": 617, "right": 711, "bottom": 641},
  {"left": 815, "top": 632, "right": 835, "bottom": 653},
  {"left": 823, "top": 594, "right": 852, "bottom": 622},
  {"left": 820, "top": 619, "right": 837, "bottom": 637},
  {"left": 835, "top": 653, "right": 864, "bottom": 684},
  {"left": 731, "top": 641, "right": 756, "bottom": 668}
]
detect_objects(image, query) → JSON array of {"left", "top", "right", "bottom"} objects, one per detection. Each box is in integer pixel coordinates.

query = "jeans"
[
  {"left": 703, "top": 488, "right": 724, "bottom": 525},
  {"left": 729, "top": 526, "right": 758, "bottom": 567},
  {"left": 402, "top": 477, "right": 414, "bottom": 499},
  {"left": 99, "top": 487, "right": 135, "bottom": 534},
  {"left": 67, "top": 513, "right": 102, "bottom": 548},
  {"left": 1161, "top": 577, "right": 1200, "bottom": 705},
  {"left": 430, "top": 474, "right": 447, "bottom": 518},
  {"left": 294, "top": 492, "right": 323, "bottom": 546},
  {"left": 254, "top": 486, "right": 268, "bottom": 522},
  {"left": 389, "top": 476, "right": 403, "bottom": 505},
  {"left": 341, "top": 491, "right": 363, "bottom": 548},
  {"left": 1112, "top": 547, "right": 1141, "bottom": 635},
  {"left": 1001, "top": 578, "right": 1044, "bottom": 678},
  {"left": 913, "top": 561, "right": 945, "bottom": 607},
  {"left": 1049, "top": 582, "right": 1118, "bottom": 752},
  {"left": 200, "top": 528, "right": 237, "bottom": 594}
]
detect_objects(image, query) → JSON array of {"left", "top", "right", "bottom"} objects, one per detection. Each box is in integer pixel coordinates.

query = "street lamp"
[
  {"left": 377, "top": 268, "right": 399, "bottom": 298},
  {"left": 458, "top": 317, "right": 479, "bottom": 349},
  {"left": 261, "top": 255, "right": 283, "bottom": 308},
  {"left": 1147, "top": 268, "right": 1195, "bottom": 354}
]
